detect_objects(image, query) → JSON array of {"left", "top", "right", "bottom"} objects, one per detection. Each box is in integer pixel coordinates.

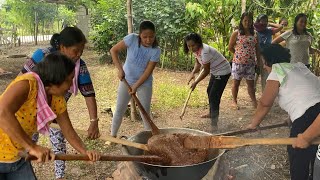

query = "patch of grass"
[
  {"left": 89, "top": 66, "right": 118, "bottom": 109},
  {"left": 153, "top": 82, "right": 207, "bottom": 110}
]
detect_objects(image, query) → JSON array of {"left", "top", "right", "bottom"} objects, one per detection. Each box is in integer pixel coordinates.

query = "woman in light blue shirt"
[{"left": 110, "top": 20, "right": 161, "bottom": 137}]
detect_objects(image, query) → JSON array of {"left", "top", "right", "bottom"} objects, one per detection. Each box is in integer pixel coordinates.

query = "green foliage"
[
  {"left": 2, "top": 0, "right": 58, "bottom": 34},
  {"left": 185, "top": 0, "right": 241, "bottom": 59},
  {"left": 58, "top": 6, "right": 77, "bottom": 26},
  {"left": 90, "top": 0, "right": 127, "bottom": 53}
]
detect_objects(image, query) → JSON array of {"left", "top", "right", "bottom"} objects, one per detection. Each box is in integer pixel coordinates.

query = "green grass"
[{"left": 153, "top": 82, "right": 207, "bottom": 111}]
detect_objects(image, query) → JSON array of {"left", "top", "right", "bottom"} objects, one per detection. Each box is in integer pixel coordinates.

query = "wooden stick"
[
  {"left": 184, "top": 136, "right": 320, "bottom": 149},
  {"left": 122, "top": 79, "right": 160, "bottom": 135},
  {"left": 179, "top": 69, "right": 204, "bottom": 120},
  {"left": 50, "top": 124, "right": 149, "bottom": 151},
  {"left": 19, "top": 152, "right": 163, "bottom": 163},
  {"left": 215, "top": 121, "right": 288, "bottom": 136},
  {"left": 179, "top": 89, "right": 193, "bottom": 120}
]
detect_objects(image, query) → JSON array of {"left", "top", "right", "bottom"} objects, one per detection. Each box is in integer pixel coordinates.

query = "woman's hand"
[
  {"left": 129, "top": 84, "right": 138, "bottom": 95},
  {"left": 292, "top": 134, "right": 310, "bottom": 149},
  {"left": 87, "top": 121, "right": 100, "bottom": 139},
  {"left": 118, "top": 69, "right": 125, "bottom": 80},
  {"left": 28, "top": 145, "right": 55, "bottom": 163},
  {"left": 190, "top": 81, "right": 198, "bottom": 91},
  {"left": 187, "top": 73, "right": 195, "bottom": 85},
  {"left": 86, "top": 150, "right": 101, "bottom": 162}
]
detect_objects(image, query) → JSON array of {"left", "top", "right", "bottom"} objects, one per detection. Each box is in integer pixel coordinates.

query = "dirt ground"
[{"left": 0, "top": 44, "right": 290, "bottom": 180}]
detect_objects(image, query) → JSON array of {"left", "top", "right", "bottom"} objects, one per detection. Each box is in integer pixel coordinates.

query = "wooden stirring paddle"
[
  {"left": 19, "top": 152, "right": 163, "bottom": 163},
  {"left": 184, "top": 136, "right": 320, "bottom": 149},
  {"left": 122, "top": 79, "right": 160, "bottom": 135},
  {"left": 214, "top": 121, "right": 288, "bottom": 136},
  {"left": 50, "top": 123, "right": 149, "bottom": 151}
]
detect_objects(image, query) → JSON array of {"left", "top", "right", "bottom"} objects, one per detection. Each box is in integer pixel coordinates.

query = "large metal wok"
[{"left": 122, "top": 128, "right": 225, "bottom": 180}]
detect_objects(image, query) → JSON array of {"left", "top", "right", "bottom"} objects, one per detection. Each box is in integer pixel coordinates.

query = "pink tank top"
[{"left": 233, "top": 31, "right": 257, "bottom": 65}]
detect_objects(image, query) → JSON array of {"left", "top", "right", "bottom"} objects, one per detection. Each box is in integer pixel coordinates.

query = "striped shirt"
[
  {"left": 194, "top": 44, "right": 231, "bottom": 75},
  {"left": 21, "top": 47, "right": 95, "bottom": 101}
]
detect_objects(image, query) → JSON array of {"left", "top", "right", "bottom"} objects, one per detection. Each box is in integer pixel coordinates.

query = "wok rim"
[{"left": 126, "top": 127, "right": 226, "bottom": 168}]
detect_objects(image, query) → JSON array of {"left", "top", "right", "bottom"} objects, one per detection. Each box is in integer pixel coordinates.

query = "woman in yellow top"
[{"left": 0, "top": 52, "right": 100, "bottom": 180}]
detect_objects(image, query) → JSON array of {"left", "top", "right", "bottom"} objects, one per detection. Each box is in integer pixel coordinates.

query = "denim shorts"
[{"left": 0, "top": 158, "right": 36, "bottom": 180}]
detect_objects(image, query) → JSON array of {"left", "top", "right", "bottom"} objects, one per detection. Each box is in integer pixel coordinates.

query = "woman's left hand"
[
  {"left": 190, "top": 82, "right": 198, "bottom": 91},
  {"left": 87, "top": 121, "right": 100, "bottom": 139},
  {"left": 86, "top": 150, "right": 101, "bottom": 162},
  {"left": 129, "top": 84, "right": 138, "bottom": 95},
  {"left": 292, "top": 134, "right": 310, "bottom": 149}
]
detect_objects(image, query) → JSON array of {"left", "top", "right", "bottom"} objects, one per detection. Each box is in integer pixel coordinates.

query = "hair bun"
[{"left": 50, "top": 33, "right": 60, "bottom": 49}]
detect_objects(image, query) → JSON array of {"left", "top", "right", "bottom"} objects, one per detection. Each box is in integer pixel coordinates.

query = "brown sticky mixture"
[{"left": 147, "top": 133, "right": 208, "bottom": 166}]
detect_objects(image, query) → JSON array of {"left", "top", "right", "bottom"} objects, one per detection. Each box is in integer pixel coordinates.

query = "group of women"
[{"left": 0, "top": 12, "right": 319, "bottom": 180}]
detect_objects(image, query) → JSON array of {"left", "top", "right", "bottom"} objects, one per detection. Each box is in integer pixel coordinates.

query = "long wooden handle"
[
  {"left": 20, "top": 153, "right": 163, "bottom": 162},
  {"left": 179, "top": 89, "right": 193, "bottom": 120},
  {"left": 215, "top": 121, "right": 288, "bottom": 136},
  {"left": 180, "top": 69, "right": 205, "bottom": 120},
  {"left": 184, "top": 136, "right": 320, "bottom": 149},
  {"left": 122, "top": 79, "right": 160, "bottom": 135},
  {"left": 50, "top": 124, "right": 149, "bottom": 151}
]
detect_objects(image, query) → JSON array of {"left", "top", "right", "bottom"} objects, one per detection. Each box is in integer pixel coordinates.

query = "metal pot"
[{"left": 122, "top": 128, "right": 225, "bottom": 180}]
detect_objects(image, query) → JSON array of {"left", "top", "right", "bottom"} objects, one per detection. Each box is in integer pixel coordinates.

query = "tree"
[
  {"left": 126, "top": 0, "right": 138, "bottom": 121},
  {"left": 3, "top": 0, "right": 58, "bottom": 44},
  {"left": 241, "top": 0, "right": 246, "bottom": 13}
]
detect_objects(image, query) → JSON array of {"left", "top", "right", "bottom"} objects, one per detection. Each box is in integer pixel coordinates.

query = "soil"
[{"left": 0, "top": 44, "right": 290, "bottom": 180}]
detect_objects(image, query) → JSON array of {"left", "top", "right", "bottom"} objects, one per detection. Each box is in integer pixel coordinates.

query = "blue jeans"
[{"left": 0, "top": 159, "right": 36, "bottom": 180}]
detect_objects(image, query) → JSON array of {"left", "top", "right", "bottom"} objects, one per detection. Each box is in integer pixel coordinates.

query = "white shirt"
[
  {"left": 280, "top": 31, "right": 313, "bottom": 65},
  {"left": 194, "top": 44, "right": 231, "bottom": 75},
  {"left": 267, "top": 62, "right": 320, "bottom": 121}
]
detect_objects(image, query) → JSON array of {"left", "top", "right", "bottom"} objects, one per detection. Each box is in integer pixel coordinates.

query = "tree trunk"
[
  {"left": 126, "top": 0, "right": 138, "bottom": 121},
  {"left": 161, "top": 41, "right": 167, "bottom": 69},
  {"left": 127, "top": 0, "right": 133, "bottom": 34},
  {"left": 241, "top": 0, "right": 246, "bottom": 14},
  {"left": 34, "top": 11, "right": 38, "bottom": 45}
]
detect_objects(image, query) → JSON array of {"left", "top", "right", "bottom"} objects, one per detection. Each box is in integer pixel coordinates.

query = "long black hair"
[
  {"left": 33, "top": 52, "right": 75, "bottom": 87},
  {"left": 183, "top": 33, "right": 203, "bottom": 54},
  {"left": 50, "top": 27, "right": 87, "bottom": 50},
  {"left": 239, "top": 12, "right": 255, "bottom": 35},
  {"left": 255, "top": 14, "right": 268, "bottom": 23},
  {"left": 293, "top": 13, "right": 308, "bottom": 35},
  {"left": 138, "top": 20, "right": 159, "bottom": 48},
  {"left": 261, "top": 44, "right": 291, "bottom": 67}
]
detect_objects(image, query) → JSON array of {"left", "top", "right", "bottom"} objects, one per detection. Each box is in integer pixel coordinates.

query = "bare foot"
[
  {"left": 252, "top": 101, "right": 258, "bottom": 109},
  {"left": 200, "top": 113, "right": 210, "bottom": 118},
  {"left": 231, "top": 102, "right": 240, "bottom": 110},
  {"left": 210, "top": 125, "right": 218, "bottom": 133}
]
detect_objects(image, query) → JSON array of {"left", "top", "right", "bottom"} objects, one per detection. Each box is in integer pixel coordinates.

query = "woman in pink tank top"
[{"left": 228, "top": 12, "right": 260, "bottom": 109}]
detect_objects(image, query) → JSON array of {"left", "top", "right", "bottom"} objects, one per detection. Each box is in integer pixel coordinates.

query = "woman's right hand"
[
  {"left": 28, "top": 145, "right": 55, "bottom": 163},
  {"left": 118, "top": 69, "right": 125, "bottom": 80},
  {"left": 86, "top": 150, "right": 101, "bottom": 162},
  {"left": 187, "top": 73, "right": 195, "bottom": 85}
]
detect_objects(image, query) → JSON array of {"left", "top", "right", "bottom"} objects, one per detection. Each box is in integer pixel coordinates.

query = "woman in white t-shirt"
[
  {"left": 184, "top": 33, "right": 231, "bottom": 132},
  {"left": 247, "top": 44, "right": 320, "bottom": 180},
  {"left": 272, "top": 13, "right": 320, "bottom": 68}
]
